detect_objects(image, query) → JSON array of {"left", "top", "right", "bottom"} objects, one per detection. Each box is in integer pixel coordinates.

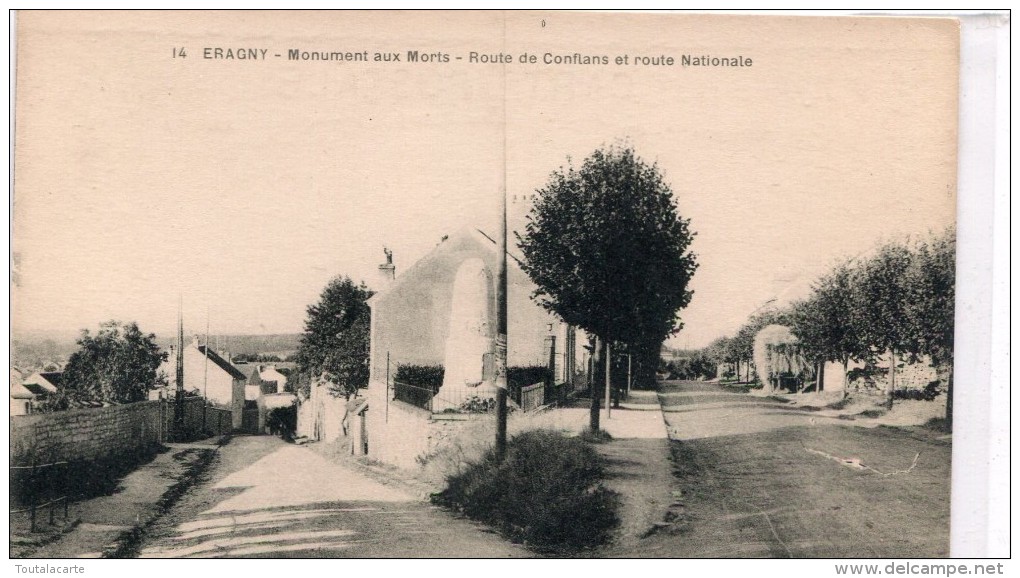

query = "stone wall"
[
  {"left": 366, "top": 381, "right": 491, "bottom": 470},
  {"left": 9, "top": 397, "right": 211, "bottom": 466}
]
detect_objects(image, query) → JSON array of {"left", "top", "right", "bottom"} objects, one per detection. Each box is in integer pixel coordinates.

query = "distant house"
[
  {"left": 246, "top": 364, "right": 289, "bottom": 398},
  {"left": 21, "top": 371, "right": 62, "bottom": 394},
  {"left": 160, "top": 336, "right": 246, "bottom": 426},
  {"left": 11, "top": 371, "right": 62, "bottom": 415},
  {"left": 10, "top": 383, "right": 36, "bottom": 415}
]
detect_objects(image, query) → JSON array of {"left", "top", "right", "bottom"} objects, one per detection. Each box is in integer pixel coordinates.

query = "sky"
[{"left": 11, "top": 11, "right": 958, "bottom": 348}]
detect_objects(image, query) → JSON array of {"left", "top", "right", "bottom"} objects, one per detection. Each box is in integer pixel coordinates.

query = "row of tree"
[
  {"left": 704, "top": 228, "right": 956, "bottom": 421},
  {"left": 789, "top": 228, "right": 956, "bottom": 415}
]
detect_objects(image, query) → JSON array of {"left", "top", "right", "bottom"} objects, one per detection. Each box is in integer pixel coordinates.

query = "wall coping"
[
  {"left": 430, "top": 411, "right": 492, "bottom": 422},
  {"left": 10, "top": 398, "right": 167, "bottom": 426}
]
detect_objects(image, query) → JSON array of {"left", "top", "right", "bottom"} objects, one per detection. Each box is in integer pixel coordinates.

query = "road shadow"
[{"left": 135, "top": 436, "right": 530, "bottom": 558}]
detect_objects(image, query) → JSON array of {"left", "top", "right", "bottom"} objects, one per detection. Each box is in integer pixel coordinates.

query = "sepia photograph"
[{"left": 7, "top": 9, "right": 1005, "bottom": 566}]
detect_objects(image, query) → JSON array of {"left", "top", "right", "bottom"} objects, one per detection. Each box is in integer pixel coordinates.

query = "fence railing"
[
  {"left": 393, "top": 381, "right": 436, "bottom": 412},
  {"left": 392, "top": 380, "right": 559, "bottom": 414},
  {"left": 520, "top": 382, "right": 545, "bottom": 412},
  {"left": 10, "top": 460, "right": 71, "bottom": 533}
]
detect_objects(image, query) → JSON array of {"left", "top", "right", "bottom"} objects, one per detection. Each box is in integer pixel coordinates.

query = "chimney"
[{"left": 378, "top": 247, "right": 396, "bottom": 287}]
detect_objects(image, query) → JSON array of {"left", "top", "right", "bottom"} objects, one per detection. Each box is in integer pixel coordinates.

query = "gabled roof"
[
  {"left": 11, "top": 383, "right": 37, "bottom": 399},
  {"left": 22, "top": 372, "right": 62, "bottom": 392},
  {"left": 39, "top": 372, "right": 63, "bottom": 387},
  {"left": 367, "top": 226, "right": 529, "bottom": 307},
  {"left": 19, "top": 382, "right": 51, "bottom": 397},
  {"left": 196, "top": 345, "right": 248, "bottom": 381}
]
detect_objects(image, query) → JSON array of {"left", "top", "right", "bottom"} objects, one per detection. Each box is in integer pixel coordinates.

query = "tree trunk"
[
  {"left": 815, "top": 361, "right": 824, "bottom": 395},
  {"left": 735, "top": 360, "right": 740, "bottom": 382},
  {"left": 945, "top": 365, "right": 954, "bottom": 428},
  {"left": 604, "top": 341, "right": 612, "bottom": 417},
  {"left": 842, "top": 359, "right": 849, "bottom": 399},
  {"left": 589, "top": 337, "right": 602, "bottom": 433},
  {"left": 886, "top": 349, "right": 896, "bottom": 410}
]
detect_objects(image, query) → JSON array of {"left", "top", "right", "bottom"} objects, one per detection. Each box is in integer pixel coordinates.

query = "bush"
[
  {"left": 266, "top": 405, "right": 297, "bottom": 437},
  {"left": 394, "top": 364, "right": 445, "bottom": 391},
  {"left": 431, "top": 429, "right": 619, "bottom": 553},
  {"left": 507, "top": 365, "right": 552, "bottom": 388},
  {"left": 893, "top": 380, "right": 942, "bottom": 401}
]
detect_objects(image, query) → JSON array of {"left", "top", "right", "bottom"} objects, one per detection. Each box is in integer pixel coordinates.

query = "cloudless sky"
[{"left": 12, "top": 11, "right": 958, "bottom": 348}]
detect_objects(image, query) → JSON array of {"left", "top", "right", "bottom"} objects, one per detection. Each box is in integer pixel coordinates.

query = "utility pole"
[
  {"left": 174, "top": 300, "right": 185, "bottom": 441},
  {"left": 494, "top": 186, "right": 509, "bottom": 462},
  {"left": 203, "top": 313, "right": 210, "bottom": 434}
]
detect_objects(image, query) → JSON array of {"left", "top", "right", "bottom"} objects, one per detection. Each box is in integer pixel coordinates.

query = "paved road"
[
  {"left": 630, "top": 381, "right": 951, "bottom": 558},
  {"left": 136, "top": 436, "right": 529, "bottom": 558}
]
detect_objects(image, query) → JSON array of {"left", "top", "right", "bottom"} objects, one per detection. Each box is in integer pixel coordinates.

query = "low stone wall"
[
  {"left": 11, "top": 400, "right": 165, "bottom": 466},
  {"left": 9, "top": 397, "right": 214, "bottom": 466}
]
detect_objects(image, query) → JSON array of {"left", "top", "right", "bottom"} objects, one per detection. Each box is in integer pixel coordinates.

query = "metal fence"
[{"left": 393, "top": 381, "right": 436, "bottom": 412}]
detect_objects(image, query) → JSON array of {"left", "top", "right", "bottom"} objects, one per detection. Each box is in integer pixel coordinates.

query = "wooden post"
[
  {"left": 385, "top": 351, "right": 390, "bottom": 424},
  {"left": 29, "top": 461, "right": 37, "bottom": 533}
]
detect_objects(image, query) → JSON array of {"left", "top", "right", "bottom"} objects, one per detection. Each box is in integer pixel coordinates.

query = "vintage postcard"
[{"left": 10, "top": 10, "right": 983, "bottom": 565}]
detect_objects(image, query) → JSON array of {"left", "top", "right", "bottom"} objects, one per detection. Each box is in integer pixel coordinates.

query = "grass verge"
[{"left": 431, "top": 429, "right": 620, "bottom": 555}]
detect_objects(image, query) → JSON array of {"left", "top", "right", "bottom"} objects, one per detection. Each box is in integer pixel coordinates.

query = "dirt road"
[
  {"left": 133, "top": 436, "right": 529, "bottom": 558},
  {"left": 629, "top": 381, "right": 951, "bottom": 558}
]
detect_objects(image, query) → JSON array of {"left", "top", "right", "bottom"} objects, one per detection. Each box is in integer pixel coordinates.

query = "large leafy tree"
[
  {"left": 704, "top": 336, "right": 736, "bottom": 377},
  {"left": 790, "top": 262, "right": 870, "bottom": 397},
  {"left": 295, "top": 275, "right": 374, "bottom": 399},
  {"left": 902, "top": 227, "right": 956, "bottom": 421},
  {"left": 518, "top": 145, "right": 698, "bottom": 345},
  {"left": 517, "top": 145, "right": 698, "bottom": 428},
  {"left": 58, "top": 321, "right": 167, "bottom": 407},
  {"left": 856, "top": 242, "right": 914, "bottom": 408}
]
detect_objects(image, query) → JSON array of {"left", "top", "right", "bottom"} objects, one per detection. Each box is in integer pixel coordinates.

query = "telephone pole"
[
  {"left": 202, "top": 312, "right": 210, "bottom": 434},
  {"left": 173, "top": 299, "right": 185, "bottom": 441},
  {"left": 494, "top": 186, "right": 509, "bottom": 462}
]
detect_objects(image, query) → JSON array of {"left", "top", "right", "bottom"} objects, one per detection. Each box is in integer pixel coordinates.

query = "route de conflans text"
[{"left": 200, "top": 48, "right": 752, "bottom": 68}]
